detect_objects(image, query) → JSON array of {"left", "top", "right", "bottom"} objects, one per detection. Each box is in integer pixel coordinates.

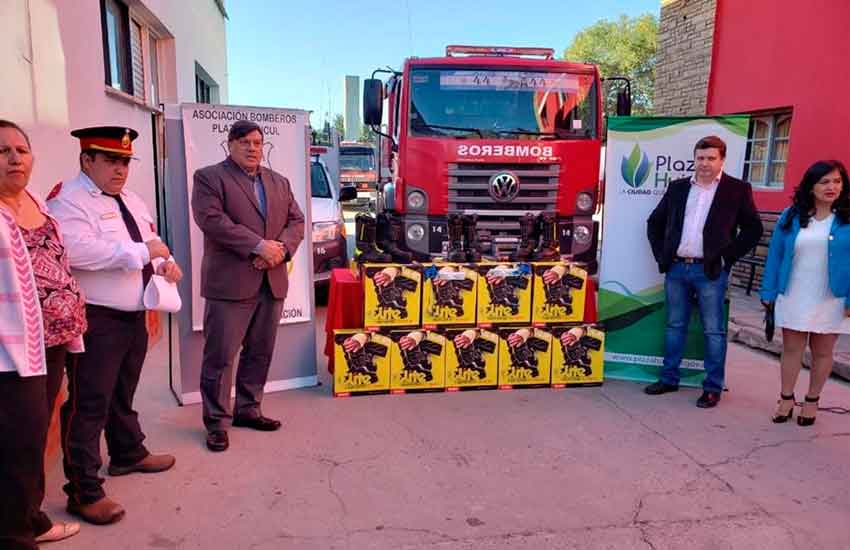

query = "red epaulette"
[{"left": 46, "top": 181, "right": 63, "bottom": 200}]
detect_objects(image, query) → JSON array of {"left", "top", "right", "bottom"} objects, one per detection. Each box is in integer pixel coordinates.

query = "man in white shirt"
[
  {"left": 646, "top": 136, "right": 763, "bottom": 408},
  {"left": 48, "top": 126, "right": 183, "bottom": 525}
]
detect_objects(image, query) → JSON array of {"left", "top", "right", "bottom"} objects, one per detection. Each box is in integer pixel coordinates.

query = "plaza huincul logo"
[{"left": 621, "top": 144, "right": 651, "bottom": 189}]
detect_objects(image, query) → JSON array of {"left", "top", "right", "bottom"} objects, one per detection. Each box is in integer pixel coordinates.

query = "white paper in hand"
[{"left": 143, "top": 275, "right": 182, "bottom": 313}]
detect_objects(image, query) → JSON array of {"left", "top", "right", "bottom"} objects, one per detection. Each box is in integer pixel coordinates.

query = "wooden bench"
[
  {"left": 730, "top": 211, "right": 781, "bottom": 295},
  {"left": 737, "top": 254, "right": 767, "bottom": 295}
]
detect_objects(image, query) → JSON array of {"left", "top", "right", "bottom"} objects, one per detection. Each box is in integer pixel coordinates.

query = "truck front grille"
[{"left": 447, "top": 163, "right": 560, "bottom": 238}]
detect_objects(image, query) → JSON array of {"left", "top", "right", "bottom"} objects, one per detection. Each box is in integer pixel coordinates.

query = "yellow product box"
[
  {"left": 531, "top": 262, "right": 587, "bottom": 325},
  {"left": 443, "top": 328, "right": 499, "bottom": 390},
  {"left": 389, "top": 330, "right": 446, "bottom": 392},
  {"left": 497, "top": 327, "right": 553, "bottom": 388},
  {"left": 476, "top": 263, "right": 533, "bottom": 326},
  {"left": 333, "top": 330, "right": 392, "bottom": 396},
  {"left": 362, "top": 264, "right": 422, "bottom": 328},
  {"left": 421, "top": 263, "right": 478, "bottom": 327},
  {"left": 550, "top": 325, "right": 605, "bottom": 386}
]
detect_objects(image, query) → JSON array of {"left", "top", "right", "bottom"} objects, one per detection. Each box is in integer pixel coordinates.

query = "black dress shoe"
[
  {"left": 206, "top": 430, "right": 229, "bottom": 452},
  {"left": 644, "top": 381, "right": 679, "bottom": 395},
  {"left": 696, "top": 391, "right": 721, "bottom": 408},
  {"left": 232, "top": 415, "right": 282, "bottom": 431}
]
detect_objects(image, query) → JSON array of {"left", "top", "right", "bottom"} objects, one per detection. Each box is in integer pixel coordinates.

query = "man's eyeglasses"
[{"left": 236, "top": 139, "right": 263, "bottom": 149}]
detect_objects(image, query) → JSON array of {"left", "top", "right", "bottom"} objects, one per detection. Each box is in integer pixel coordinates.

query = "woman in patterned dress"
[
  {"left": 760, "top": 160, "right": 850, "bottom": 426},
  {"left": 0, "top": 120, "right": 86, "bottom": 548}
]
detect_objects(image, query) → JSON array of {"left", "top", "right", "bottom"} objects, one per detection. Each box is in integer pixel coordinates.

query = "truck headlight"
[
  {"left": 573, "top": 224, "right": 592, "bottom": 245},
  {"left": 407, "top": 223, "right": 426, "bottom": 242},
  {"left": 312, "top": 221, "right": 339, "bottom": 243},
  {"left": 576, "top": 192, "right": 594, "bottom": 212},
  {"left": 407, "top": 190, "right": 426, "bottom": 210}
]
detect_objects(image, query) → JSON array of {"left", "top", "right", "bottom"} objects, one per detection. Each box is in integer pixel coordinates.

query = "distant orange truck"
[{"left": 339, "top": 141, "right": 377, "bottom": 192}]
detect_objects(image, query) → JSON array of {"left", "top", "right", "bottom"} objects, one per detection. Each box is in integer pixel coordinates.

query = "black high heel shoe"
[
  {"left": 771, "top": 393, "right": 795, "bottom": 423},
  {"left": 797, "top": 395, "right": 819, "bottom": 426}
]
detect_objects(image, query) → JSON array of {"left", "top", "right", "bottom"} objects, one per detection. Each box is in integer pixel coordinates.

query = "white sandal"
[{"left": 34, "top": 521, "right": 81, "bottom": 543}]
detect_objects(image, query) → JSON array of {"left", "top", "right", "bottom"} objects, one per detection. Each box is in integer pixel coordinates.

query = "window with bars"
[
  {"left": 130, "top": 20, "right": 144, "bottom": 100},
  {"left": 743, "top": 112, "right": 792, "bottom": 188},
  {"left": 196, "top": 74, "right": 212, "bottom": 103},
  {"left": 148, "top": 34, "right": 160, "bottom": 105},
  {"left": 101, "top": 0, "right": 132, "bottom": 94},
  {"left": 100, "top": 0, "right": 162, "bottom": 106},
  {"left": 195, "top": 63, "right": 218, "bottom": 104}
]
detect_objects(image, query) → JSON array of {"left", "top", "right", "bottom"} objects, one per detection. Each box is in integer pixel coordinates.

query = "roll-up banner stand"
[
  {"left": 162, "top": 103, "right": 317, "bottom": 405},
  {"left": 599, "top": 116, "right": 749, "bottom": 385}
]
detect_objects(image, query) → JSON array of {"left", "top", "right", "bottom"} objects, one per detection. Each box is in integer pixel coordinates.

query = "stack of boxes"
[{"left": 332, "top": 261, "right": 604, "bottom": 397}]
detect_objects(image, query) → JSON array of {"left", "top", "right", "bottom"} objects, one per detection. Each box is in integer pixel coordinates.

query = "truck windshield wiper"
[
  {"left": 493, "top": 127, "right": 558, "bottom": 138},
  {"left": 413, "top": 122, "right": 484, "bottom": 138}
]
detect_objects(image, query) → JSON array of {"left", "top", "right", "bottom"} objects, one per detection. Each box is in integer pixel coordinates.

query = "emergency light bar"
[{"left": 445, "top": 45, "right": 555, "bottom": 59}]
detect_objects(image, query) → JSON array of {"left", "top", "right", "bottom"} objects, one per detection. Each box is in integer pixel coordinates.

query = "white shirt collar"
[
  {"left": 690, "top": 172, "right": 722, "bottom": 189},
  {"left": 79, "top": 171, "right": 126, "bottom": 197}
]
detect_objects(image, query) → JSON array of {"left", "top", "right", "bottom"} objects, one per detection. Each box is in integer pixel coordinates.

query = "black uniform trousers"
[
  {"left": 0, "top": 346, "right": 67, "bottom": 550},
  {"left": 60, "top": 305, "right": 149, "bottom": 505}
]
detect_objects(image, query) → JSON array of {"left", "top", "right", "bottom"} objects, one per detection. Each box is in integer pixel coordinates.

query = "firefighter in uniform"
[{"left": 48, "top": 127, "right": 183, "bottom": 525}]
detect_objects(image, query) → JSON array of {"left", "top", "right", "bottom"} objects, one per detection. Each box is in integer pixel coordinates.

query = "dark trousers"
[
  {"left": 0, "top": 346, "right": 65, "bottom": 550},
  {"left": 61, "top": 305, "right": 149, "bottom": 504},
  {"left": 201, "top": 279, "right": 284, "bottom": 431}
]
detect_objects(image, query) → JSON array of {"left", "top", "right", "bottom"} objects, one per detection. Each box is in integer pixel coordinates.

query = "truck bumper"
[{"left": 398, "top": 214, "right": 598, "bottom": 273}]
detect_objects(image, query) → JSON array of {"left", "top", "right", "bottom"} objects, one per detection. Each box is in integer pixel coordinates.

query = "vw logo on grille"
[{"left": 488, "top": 172, "right": 520, "bottom": 202}]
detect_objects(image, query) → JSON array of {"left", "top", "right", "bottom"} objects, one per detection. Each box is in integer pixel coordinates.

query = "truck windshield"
[
  {"left": 310, "top": 161, "right": 333, "bottom": 199},
  {"left": 409, "top": 68, "right": 597, "bottom": 140},
  {"left": 340, "top": 151, "right": 375, "bottom": 171}
]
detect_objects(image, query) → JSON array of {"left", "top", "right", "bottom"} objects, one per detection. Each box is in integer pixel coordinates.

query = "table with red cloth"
[
  {"left": 323, "top": 267, "right": 598, "bottom": 373},
  {"left": 324, "top": 269, "right": 364, "bottom": 373}
]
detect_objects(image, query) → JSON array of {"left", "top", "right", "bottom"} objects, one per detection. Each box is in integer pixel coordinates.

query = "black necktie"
[{"left": 108, "top": 194, "right": 153, "bottom": 288}]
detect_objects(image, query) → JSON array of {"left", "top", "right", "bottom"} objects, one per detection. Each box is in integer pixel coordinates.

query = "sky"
[{"left": 225, "top": 0, "right": 659, "bottom": 129}]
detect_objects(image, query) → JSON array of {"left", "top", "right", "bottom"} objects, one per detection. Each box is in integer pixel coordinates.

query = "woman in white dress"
[{"left": 760, "top": 160, "right": 850, "bottom": 426}]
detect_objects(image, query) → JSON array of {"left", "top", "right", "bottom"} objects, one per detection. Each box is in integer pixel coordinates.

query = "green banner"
[{"left": 599, "top": 116, "right": 748, "bottom": 384}]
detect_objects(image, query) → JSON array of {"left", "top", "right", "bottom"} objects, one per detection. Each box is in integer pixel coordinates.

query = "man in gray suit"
[{"left": 191, "top": 120, "right": 305, "bottom": 452}]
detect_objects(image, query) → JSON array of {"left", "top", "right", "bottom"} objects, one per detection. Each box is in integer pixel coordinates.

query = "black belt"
[
  {"left": 674, "top": 256, "right": 703, "bottom": 264},
  {"left": 86, "top": 304, "right": 145, "bottom": 321}
]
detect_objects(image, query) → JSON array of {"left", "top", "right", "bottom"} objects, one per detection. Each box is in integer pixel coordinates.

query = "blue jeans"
[{"left": 661, "top": 262, "right": 729, "bottom": 393}]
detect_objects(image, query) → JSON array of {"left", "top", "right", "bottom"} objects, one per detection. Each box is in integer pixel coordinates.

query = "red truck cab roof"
[{"left": 406, "top": 54, "right": 599, "bottom": 76}]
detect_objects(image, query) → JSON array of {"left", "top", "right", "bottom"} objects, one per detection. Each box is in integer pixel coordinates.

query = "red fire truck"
[{"left": 363, "top": 45, "right": 629, "bottom": 273}]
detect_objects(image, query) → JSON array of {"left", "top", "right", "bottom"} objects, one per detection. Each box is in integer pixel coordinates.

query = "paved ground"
[
  {"left": 43, "top": 294, "right": 850, "bottom": 550},
  {"left": 728, "top": 286, "right": 850, "bottom": 381}
]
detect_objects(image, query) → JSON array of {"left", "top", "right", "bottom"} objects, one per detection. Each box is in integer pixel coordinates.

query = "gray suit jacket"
[{"left": 191, "top": 157, "right": 305, "bottom": 301}]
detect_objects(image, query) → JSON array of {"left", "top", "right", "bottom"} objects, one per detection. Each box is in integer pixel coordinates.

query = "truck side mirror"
[
  {"left": 363, "top": 79, "right": 383, "bottom": 126},
  {"left": 616, "top": 89, "right": 632, "bottom": 117},
  {"left": 339, "top": 185, "right": 357, "bottom": 202}
]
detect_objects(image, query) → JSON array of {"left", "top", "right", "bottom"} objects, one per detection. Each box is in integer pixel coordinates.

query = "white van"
[{"left": 311, "top": 153, "right": 355, "bottom": 284}]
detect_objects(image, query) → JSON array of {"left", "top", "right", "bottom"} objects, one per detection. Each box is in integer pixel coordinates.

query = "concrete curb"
[{"left": 729, "top": 319, "right": 850, "bottom": 382}]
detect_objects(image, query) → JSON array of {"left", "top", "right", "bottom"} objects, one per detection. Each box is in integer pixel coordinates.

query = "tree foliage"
[
  {"left": 315, "top": 113, "right": 377, "bottom": 147},
  {"left": 565, "top": 14, "right": 657, "bottom": 115},
  {"left": 333, "top": 114, "right": 345, "bottom": 136},
  {"left": 357, "top": 123, "right": 377, "bottom": 146}
]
